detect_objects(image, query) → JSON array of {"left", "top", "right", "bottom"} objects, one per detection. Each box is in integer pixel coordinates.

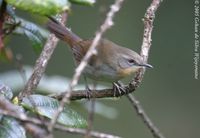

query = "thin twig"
[
  {"left": 127, "top": 0, "right": 164, "bottom": 138},
  {"left": 48, "top": 0, "right": 124, "bottom": 132},
  {"left": 84, "top": 78, "right": 97, "bottom": 138},
  {"left": 24, "top": 123, "right": 51, "bottom": 138},
  {"left": 129, "top": 0, "right": 162, "bottom": 90},
  {"left": 127, "top": 94, "right": 165, "bottom": 138},
  {"left": 55, "top": 124, "right": 121, "bottom": 138},
  {"left": 0, "top": 96, "right": 49, "bottom": 137},
  {"left": 85, "top": 83, "right": 97, "bottom": 138},
  {"left": 18, "top": 13, "right": 68, "bottom": 100},
  {"left": 85, "top": 98, "right": 96, "bottom": 138},
  {"left": 0, "top": 97, "right": 120, "bottom": 138}
]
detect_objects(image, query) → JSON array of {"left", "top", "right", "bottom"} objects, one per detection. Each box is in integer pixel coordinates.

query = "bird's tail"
[{"left": 47, "top": 17, "right": 82, "bottom": 48}]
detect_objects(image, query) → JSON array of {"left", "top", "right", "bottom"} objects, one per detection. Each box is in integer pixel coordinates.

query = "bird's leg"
[
  {"left": 84, "top": 76, "right": 92, "bottom": 99},
  {"left": 112, "top": 81, "right": 126, "bottom": 97}
]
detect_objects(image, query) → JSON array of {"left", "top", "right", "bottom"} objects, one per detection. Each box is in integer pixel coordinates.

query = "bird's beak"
[{"left": 140, "top": 63, "right": 153, "bottom": 68}]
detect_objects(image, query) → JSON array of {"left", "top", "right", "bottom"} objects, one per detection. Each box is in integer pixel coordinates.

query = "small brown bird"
[{"left": 47, "top": 18, "right": 152, "bottom": 93}]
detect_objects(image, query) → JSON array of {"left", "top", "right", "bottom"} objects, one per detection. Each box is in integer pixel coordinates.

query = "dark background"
[{"left": 0, "top": 0, "right": 199, "bottom": 138}]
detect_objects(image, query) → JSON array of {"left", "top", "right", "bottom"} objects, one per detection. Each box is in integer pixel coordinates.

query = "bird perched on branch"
[{"left": 47, "top": 17, "right": 152, "bottom": 95}]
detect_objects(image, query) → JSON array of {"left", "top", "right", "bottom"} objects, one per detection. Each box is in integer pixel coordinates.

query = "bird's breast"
[
  {"left": 117, "top": 66, "right": 141, "bottom": 78},
  {"left": 83, "top": 64, "right": 122, "bottom": 82}
]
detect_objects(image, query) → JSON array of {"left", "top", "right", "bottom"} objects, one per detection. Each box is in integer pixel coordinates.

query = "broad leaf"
[
  {"left": 0, "top": 82, "right": 13, "bottom": 100},
  {"left": 5, "top": 0, "right": 71, "bottom": 15},
  {"left": 0, "top": 116, "right": 26, "bottom": 138},
  {"left": 14, "top": 17, "right": 48, "bottom": 53},
  {"left": 69, "top": 0, "right": 95, "bottom": 5},
  {"left": 0, "top": 66, "right": 107, "bottom": 94},
  {"left": 21, "top": 95, "right": 87, "bottom": 128}
]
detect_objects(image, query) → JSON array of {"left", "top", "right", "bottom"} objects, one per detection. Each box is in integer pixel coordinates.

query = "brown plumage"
[{"left": 47, "top": 18, "right": 152, "bottom": 82}]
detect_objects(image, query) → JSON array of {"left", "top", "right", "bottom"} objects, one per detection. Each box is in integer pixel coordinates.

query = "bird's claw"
[
  {"left": 85, "top": 85, "right": 92, "bottom": 99},
  {"left": 112, "top": 82, "right": 126, "bottom": 97}
]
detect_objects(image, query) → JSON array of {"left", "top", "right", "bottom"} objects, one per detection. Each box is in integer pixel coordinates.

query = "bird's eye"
[{"left": 128, "top": 59, "right": 135, "bottom": 64}]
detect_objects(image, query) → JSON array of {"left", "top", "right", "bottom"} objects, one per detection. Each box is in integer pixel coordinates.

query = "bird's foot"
[
  {"left": 112, "top": 81, "right": 126, "bottom": 97},
  {"left": 85, "top": 84, "right": 93, "bottom": 99}
]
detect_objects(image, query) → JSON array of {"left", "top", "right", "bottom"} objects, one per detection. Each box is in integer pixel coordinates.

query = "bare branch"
[
  {"left": 0, "top": 96, "right": 49, "bottom": 137},
  {"left": 50, "top": 88, "right": 125, "bottom": 101},
  {"left": 48, "top": 0, "right": 124, "bottom": 132},
  {"left": 127, "top": 0, "right": 165, "bottom": 138},
  {"left": 55, "top": 122, "right": 121, "bottom": 138},
  {"left": 127, "top": 94, "right": 165, "bottom": 138},
  {"left": 129, "top": 0, "right": 162, "bottom": 90},
  {"left": 19, "top": 13, "right": 68, "bottom": 100},
  {"left": 85, "top": 98, "right": 96, "bottom": 137},
  {"left": 0, "top": 96, "right": 120, "bottom": 138}
]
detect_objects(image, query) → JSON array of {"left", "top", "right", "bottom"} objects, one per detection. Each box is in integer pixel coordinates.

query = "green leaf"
[
  {"left": 14, "top": 17, "right": 49, "bottom": 53},
  {"left": 69, "top": 0, "right": 95, "bottom": 6},
  {"left": 0, "top": 82, "right": 13, "bottom": 100},
  {"left": 21, "top": 95, "right": 87, "bottom": 128},
  {"left": 0, "top": 116, "right": 26, "bottom": 138},
  {"left": 0, "top": 66, "right": 108, "bottom": 94},
  {"left": 5, "top": 0, "right": 71, "bottom": 15}
]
